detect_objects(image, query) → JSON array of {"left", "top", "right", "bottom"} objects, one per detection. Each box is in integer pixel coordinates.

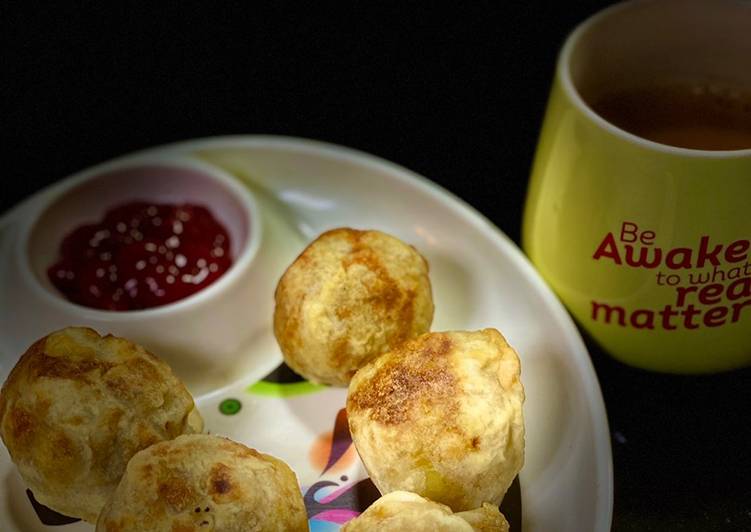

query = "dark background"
[{"left": 2, "top": 3, "right": 750, "bottom": 531}]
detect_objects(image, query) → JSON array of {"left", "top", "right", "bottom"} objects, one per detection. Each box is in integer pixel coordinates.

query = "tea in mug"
[{"left": 590, "top": 81, "right": 751, "bottom": 151}]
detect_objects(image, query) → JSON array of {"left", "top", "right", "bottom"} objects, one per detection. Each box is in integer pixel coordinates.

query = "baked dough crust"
[
  {"left": 347, "top": 329, "right": 524, "bottom": 511},
  {"left": 274, "top": 228, "right": 434, "bottom": 386},
  {"left": 0, "top": 327, "right": 203, "bottom": 522},
  {"left": 96, "top": 434, "right": 308, "bottom": 532},
  {"left": 342, "top": 491, "right": 509, "bottom": 531}
]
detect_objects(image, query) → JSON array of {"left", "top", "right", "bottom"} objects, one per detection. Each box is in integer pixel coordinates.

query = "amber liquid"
[{"left": 590, "top": 81, "right": 751, "bottom": 150}]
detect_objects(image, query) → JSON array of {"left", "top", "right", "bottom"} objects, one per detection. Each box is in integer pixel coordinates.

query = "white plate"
[{"left": 0, "top": 136, "right": 613, "bottom": 531}]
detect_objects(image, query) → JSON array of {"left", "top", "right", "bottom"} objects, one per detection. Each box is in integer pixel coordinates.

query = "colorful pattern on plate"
[
  {"left": 303, "top": 408, "right": 380, "bottom": 526},
  {"left": 250, "top": 363, "right": 381, "bottom": 526},
  {"left": 247, "top": 362, "right": 327, "bottom": 397}
]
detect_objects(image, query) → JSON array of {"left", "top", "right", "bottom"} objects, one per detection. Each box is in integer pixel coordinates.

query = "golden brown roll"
[
  {"left": 342, "top": 491, "right": 509, "bottom": 532},
  {"left": 96, "top": 434, "right": 308, "bottom": 532},
  {"left": 0, "top": 327, "right": 203, "bottom": 522},
  {"left": 274, "top": 227, "right": 434, "bottom": 386},
  {"left": 347, "top": 329, "right": 524, "bottom": 512}
]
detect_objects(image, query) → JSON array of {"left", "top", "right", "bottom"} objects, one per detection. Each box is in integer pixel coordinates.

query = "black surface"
[{"left": 2, "top": 3, "right": 750, "bottom": 531}]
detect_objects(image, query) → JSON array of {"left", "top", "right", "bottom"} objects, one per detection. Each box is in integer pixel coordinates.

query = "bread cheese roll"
[
  {"left": 347, "top": 329, "right": 524, "bottom": 512},
  {"left": 274, "top": 228, "right": 433, "bottom": 386},
  {"left": 96, "top": 434, "right": 308, "bottom": 532},
  {"left": 0, "top": 327, "right": 203, "bottom": 522},
  {"left": 342, "top": 491, "right": 509, "bottom": 531}
]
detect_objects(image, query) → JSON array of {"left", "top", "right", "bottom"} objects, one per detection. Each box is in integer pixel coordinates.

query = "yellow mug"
[{"left": 523, "top": 0, "right": 751, "bottom": 373}]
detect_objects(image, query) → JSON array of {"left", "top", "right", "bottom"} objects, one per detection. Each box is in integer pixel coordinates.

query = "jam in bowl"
[
  {"left": 48, "top": 201, "right": 233, "bottom": 311},
  {"left": 15, "top": 154, "right": 263, "bottom": 393}
]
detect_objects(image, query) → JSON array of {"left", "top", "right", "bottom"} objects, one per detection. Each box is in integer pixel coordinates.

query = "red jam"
[{"left": 48, "top": 201, "right": 232, "bottom": 310}]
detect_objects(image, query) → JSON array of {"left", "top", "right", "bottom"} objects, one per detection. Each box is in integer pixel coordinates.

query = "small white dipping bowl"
[{"left": 13, "top": 153, "right": 262, "bottom": 393}]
